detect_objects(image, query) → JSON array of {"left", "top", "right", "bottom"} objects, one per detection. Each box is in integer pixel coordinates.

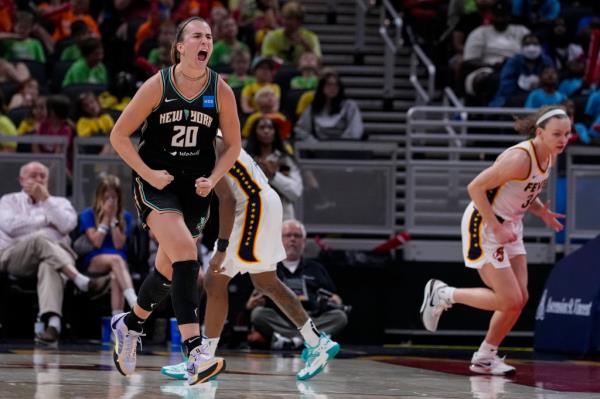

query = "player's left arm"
[
  {"left": 529, "top": 198, "right": 565, "bottom": 232},
  {"left": 211, "top": 77, "right": 242, "bottom": 184}
]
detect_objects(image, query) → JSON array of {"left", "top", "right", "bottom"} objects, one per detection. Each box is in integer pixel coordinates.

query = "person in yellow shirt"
[
  {"left": 240, "top": 56, "right": 281, "bottom": 114},
  {"left": 75, "top": 92, "right": 114, "bottom": 154}
]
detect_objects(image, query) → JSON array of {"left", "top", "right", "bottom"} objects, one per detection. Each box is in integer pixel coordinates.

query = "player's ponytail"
[{"left": 514, "top": 105, "right": 568, "bottom": 137}]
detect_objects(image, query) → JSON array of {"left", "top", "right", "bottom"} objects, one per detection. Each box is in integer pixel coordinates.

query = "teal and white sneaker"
[
  {"left": 186, "top": 344, "right": 226, "bottom": 385},
  {"left": 296, "top": 333, "right": 340, "bottom": 380},
  {"left": 161, "top": 361, "right": 187, "bottom": 380}
]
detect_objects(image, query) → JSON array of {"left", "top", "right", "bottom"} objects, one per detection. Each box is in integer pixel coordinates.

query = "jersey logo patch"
[
  {"left": 203, "top": 96, "right": 215, "bottom": 108},
  {"left": 165, "top": 98, "right": 177, "bottom": 103},
  {"left": 493, "top": 247, "right": 505, "bottom": 262}
]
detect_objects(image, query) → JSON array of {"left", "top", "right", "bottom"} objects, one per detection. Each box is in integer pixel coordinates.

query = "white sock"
[
  {"left": 202, "top": 336, "right": 220, "bottom": 358},
  {"left": 298, "top": 319, "right": 320, "bottom": 347},
  {"left": 479, "top": 341, "right": 498, "bottom": 354},
  {"left": 48, "top": 316, "right": 61, "bottom": 333},
  {"left": 73, "top": 275, "right": 90, "bottom": 291},
  {"left": 123, "top": 288, "right": 137, "bottom": 308},
  {"left": 112, "top": 309, "right": 124, "bottom": 316},
  {"left": 438, "top": 286, "right": 456, "bottom": 304}
]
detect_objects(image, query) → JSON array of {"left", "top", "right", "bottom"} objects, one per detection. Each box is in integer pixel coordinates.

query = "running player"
[
  {"left": 109, "top": 17, "right": 241, "bottom": 385},
  {"left": 161, "top": 136, "right": 340, "bottom": 381},
  {"left": 420, "top": 106, "right": 571, "bottom": 375}
]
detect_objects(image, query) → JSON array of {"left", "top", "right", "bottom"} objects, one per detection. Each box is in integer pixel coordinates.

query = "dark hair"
[
  {"left": 46, "top": 95, "right": 71, "bottom": 120},
  {"left": 311, "top": 69, "right": 345, "bottom": 115},
  {"left": 80, "top": 37, "right": 102, "bottom": 57},
  {"left": 170, "top": 17, "right": 207, "bottom": 64},
  {"left": 70, "top": 20, "right": 90, "bottom": 37},
  {"left": 514, "top": 105, "right": 569, "bottom": 137},
  {"left": 245, "top": 117, "right": 289, "bottom": 156},
  {"left": 76, "top": 91, "right": 96, "bottom": 117}
]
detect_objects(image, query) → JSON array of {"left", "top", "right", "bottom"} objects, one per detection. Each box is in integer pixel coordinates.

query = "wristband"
[
  {"left": 216, "top": 238, "right": 229, "bottom": 252},
  {"left": 110, "top": 218, "right": 119, "bottom": 228},
  {"left": 98, "top": 224, "right": 109, "bottom": 234}
]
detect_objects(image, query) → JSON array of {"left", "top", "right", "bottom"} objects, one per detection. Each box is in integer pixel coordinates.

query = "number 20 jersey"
[{"left": 138, "top": 66, "right": 220, "bottom": 178}]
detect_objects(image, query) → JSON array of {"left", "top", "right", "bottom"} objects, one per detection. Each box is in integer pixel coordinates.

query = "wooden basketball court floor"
[{"left": 1, "top": 345, "right": 599, "bottom": 398}]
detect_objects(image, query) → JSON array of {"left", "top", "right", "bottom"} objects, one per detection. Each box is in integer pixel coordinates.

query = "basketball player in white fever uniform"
[{"left": 421, "top": 106, "right": 571, "bottom": 375}]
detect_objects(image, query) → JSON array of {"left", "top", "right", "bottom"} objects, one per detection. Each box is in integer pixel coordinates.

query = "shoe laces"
[
  {"left": 122, "top": 330, "right": 145, "bottom": 360},
  {"left": 432, "top": 298, "right": 452, "bottom": 317}
]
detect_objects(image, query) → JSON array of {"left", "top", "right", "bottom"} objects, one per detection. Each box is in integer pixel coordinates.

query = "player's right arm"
[
  {"left": 467, "top": 149, "right": 530, "bottom": 244},
  {"left": 110, "top": 72, "right": 174, "bottom": 190},
  {"left": 209, "top": 179, "right": 236, "bottom": 273}
]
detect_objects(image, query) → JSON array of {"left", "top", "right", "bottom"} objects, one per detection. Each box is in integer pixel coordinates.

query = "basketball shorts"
[
  {"left": 461, "top": 203, "right": 526, "bottom": 269},
  {"left": 216, "top": 189, "right": 286, "bottom": 278},
  {"left": 133, "top": 175, "right": 211, "bottom": 238}
]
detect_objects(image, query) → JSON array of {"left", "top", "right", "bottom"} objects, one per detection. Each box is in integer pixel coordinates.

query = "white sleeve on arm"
[
  {"left": 42, "top": 196, "right": 78, "bottom": 235},
  {"left": 0, "top": 194, "right": 45, "bottom": 236},
  {"left": 463, "top": 27, "right": 485, "bottom": 61},
  {"left": 343, "top": 100, "right": 364, "bottom": 140},
  {"left": 270, "top": 160, "right": 303, "bottom": 202}
]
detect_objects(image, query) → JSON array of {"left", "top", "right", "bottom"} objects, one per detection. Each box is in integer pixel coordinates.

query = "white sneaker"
[
  {"left": 470, "top": 351, "right": 516, "bottom": 376},
  {"left": 296, "top": 332, "right": 340, "bottom": 381},
  {"left": 111, "top": 312, "right": 145, "bottom": 376},
  {"left": 420, "top": 279, "right": 452, "bottom": 332},
  {"left": 186, "top": 343, "right": 226, "bottom": 385}
]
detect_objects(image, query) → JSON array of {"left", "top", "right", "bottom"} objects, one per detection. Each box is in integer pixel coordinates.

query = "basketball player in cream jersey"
[
  {"left": 161, "top": 134, "right": 340, "bottom": 382},
  {"left": 421, "top": 106, "right": 572, "bottom": 375}
]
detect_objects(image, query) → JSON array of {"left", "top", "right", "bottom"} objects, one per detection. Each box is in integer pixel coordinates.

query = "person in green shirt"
[
  {"left": 2, "top": 11, "right": 46, "bottom": 63},
  {"left": 62, "top": 37, "right": 108, "bottom": 87},
  {"left": 209, "top": 17, "right": 249, "bottom": 69},
  {"left": 225, "top": 47, "right": 256, "bottom": 89},
  {"left": 261, "top": 1, "right": 321, "bottom": 65},
  {"left": 290, "top": 51, "right": 320, "bottom": 90},
  {"left": 60, "top": 20, "right": 92, "bottom": 62}
]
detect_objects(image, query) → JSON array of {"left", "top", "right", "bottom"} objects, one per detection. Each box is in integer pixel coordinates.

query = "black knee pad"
[
  {"left": 137, "top": 269, "right": 172, "bottom": 312},
  {"left": 171, "top": 260, "right": 200, "bottom": 325}
]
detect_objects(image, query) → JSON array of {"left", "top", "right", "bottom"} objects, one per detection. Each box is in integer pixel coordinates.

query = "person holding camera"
[{"left": 246, "top": 219, "right": 348, "bottom": 350}]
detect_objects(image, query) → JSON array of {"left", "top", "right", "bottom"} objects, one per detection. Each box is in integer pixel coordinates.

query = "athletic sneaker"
[
  {"left": 420, "top": 279, "right": 452, "bottom": 332},
  {"left": 470, "top": 351, "right": 516, "bottom": 375},
  {"left": 111, "top": 312, "right": 145, "bottom": 376},
  {"left": 296, "top": 332, "right": 340, "bottom": 381},
  {"left": 186, "top": 344, "right": 226, "bottom": 385},
  {"left": 161, "top": 361, "right": 187, "bottom": 381}
]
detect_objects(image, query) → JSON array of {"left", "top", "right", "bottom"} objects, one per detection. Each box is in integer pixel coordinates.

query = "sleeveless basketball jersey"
[
  {"left": 489, "top": 140, "right": 552, "bottom": 222},
  {"left": 223, "top": 148, "right": 272, "bottom": 209},
  {"left": 138, "top": 66, "right": 220, "bottom": 177}
]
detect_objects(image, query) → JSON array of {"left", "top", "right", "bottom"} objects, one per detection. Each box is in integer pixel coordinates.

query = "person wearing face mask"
[
  {"left": 489, "top": 34, "right": 553, "bottom": 107},
  {"left": 462, "top": 0, "right": 529, "bottom": 104},
  {"left": 525, "top": 66, "right": 566, "bottom": 109}
]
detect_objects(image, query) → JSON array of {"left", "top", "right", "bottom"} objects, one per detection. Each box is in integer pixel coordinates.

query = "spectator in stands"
[
  {"left": 209, "top": 16, "right": 249, "bottom": 70},
  {"left": 59, "top": 20, "right": 91, "bottom": 62},
  {"left": 525, "top": 66, "right": 566, "bottom": 108},
  {"left": 62, "top": 37, "right": 108, "bottom": 87},
  {"left": 241, "top": 55, "right": 281, "bottom": 114},
  {"left": 290, "top": 51, "right": 319, "bottom": 90},
  {"left": 1, "top": 11, "right": 48, "bottom": 63},
  {"left": 34, "top": 95, "right": 75, "bottom": 174},
  {"left": 247, "top": 219, "right": 347, "bottom": 349},
  {"left": 132, "top": 0, "right": 171, "bottom": 56},
  {"left": 0, "top": 90, "right": 18, "bottom": 152},
  {"left": 562, "top": 99, "right": 597, "bottom": 145},
  {"left": 97, "top": 71, "right": 135, "bottom": 112},
  {"left": 37, "top": 0, "right": 100, "bottom": 42},
  {"left": 489, "top": 34, "right": 553, "bottom": 107},
  {"left": 0, "top": 0, "right": 15, "bottom": 33},
  {"left": 294, "top": 69, "right": 364, "bottom": 141},
  {"left": 510, "top": 0, "right": 560, "bottom": 35},
  {"left": 137, "top": 20, "right": 176, "bottom": 67},
  {"left": 544, "top": 18, "right": 584, "bottom": 71},
  {"left": 558, "top": 59, "right": 585, "bottom": 98},
  {"left": 225, "top": 47, "right": 255, "bottom": 89},
  {"left": 242, "top": 86, "right": 291, "bottom": 139},
  {"left": 75, "top": 91, "right": 114, "bottom": 154},
  {"left": 17, "top": 96, "right": 46, "bottom": 136},
  {"left": 0, "top": 161, "right": 111, "bottom": 345},
  {"left": 261, "top": 1, "right": 321, "bottom": 65},
  {"left": 77, "top": 175, "right": 137, "bottom": 316},
  {"left": 245, "top": 116, "right": 301, "bottom": 220},
  {"left": 462, "top": 0, "right": 529, "bottom": 104},
  {"left": 0, "top": 59, "right": 30, "bottom": 85},
  {"left": 8, "top": 78, "right": 40, "bottom": 110}
]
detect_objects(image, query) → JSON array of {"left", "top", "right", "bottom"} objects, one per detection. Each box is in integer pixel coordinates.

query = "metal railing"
[
  {"left": 409, "top": 44, "right": 435, "bottom": 105},
  {"left": 379, "top": 0, "right": 403, "bottom": 101},
  {"left": 354, "top": 0, "right": 369, "bottom": 57}
]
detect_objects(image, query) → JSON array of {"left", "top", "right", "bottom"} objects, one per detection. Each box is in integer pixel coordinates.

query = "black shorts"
[{"left": 133, "top": 175, "right": 212, "bottom": 237}]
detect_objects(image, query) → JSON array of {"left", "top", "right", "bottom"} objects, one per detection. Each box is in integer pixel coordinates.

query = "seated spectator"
[
  {"left": 37, "top": 0, "right": 99, "bottom": 42},
  {"left": 242, "top": 86, "right": 291, "bottom": 139},
  {"left": 34, "top": 95, "right": 75, "bottom": 174},
  {"left": 0, "top": 58, "right": 30, "bottom": 85},
  {"left": 525, "top": 66, "right": 566, "bottom": 108},
  {"left": 261, "top": 1, "right": 321, "bottom": 65},
  {"left": 253, "top": 0, "right": 281, "bottom": 47},
  {"left": 97, "top": 71, "right": 135, "bottom": 112},
  {"left": 245, "top": 116, "right": 302, "bottom": 220},
  {"left": 295, "top": 69, "right": 364, "bottom": 141},
  {"left": 137, "top": 20, "right": 176, "bottom": 66},
  {"left": 558, "top": 59, "right": 585, "bottom": 98},
  {"left": 462, "top": 0, "right": 529, "bottom": 104},
  {"left": 511, "top": 0, "right": 560, "bottom": 32},
  {"left": 225, "top": 47, "right": 255, "bottom": 89},
  {"left": 59, "top": 20, "right": 91, "bottom": 62},
  {"left": 0, "top": 161, "right": 111, "bottom": 346},
  {"left": 241, "top": 55, "right": 281, "bottom": 114},
  {"left": 77, "top": 175, "right": 137, "bottom": 315},
  {"left": 75, "top": 91, "right": 114, "bottom": 154},
  {"left": 247, "top": 219, "right": 347, "bottom": 349},
  {"left": 17, "top": 96, "right": 46, "bottom": 136},
  {"left": 489, "top": 34, "right": 553, "bottom": 107},
  {"left": 8, "top": 78, "right": 40, "bottom": 110},
  {"left": 562, "top": 99, "right": 598, "bottom": 145},
  {"left": 209, "top": 16, "right": 249, "bottom": 69},
  {"left": 2, "top": 11, "right": 47, "bottom": 63},
  {"left": 0, "top": 90, "right": 18, "bottom": 152},
  {"left": 0, "top": 0, "right": 15, "bottom": 33},
  {"left": 544, "top": 18, "right": 584, "bottom": 71},
  {"left": 62, "top": 37, "right": 108, "bottom": 87},
  {"left": 133, "top": 0, "right": 171, "bottom": 55},
  {"left": 290, "top": 51, "right": 319, "bottom": 90}
]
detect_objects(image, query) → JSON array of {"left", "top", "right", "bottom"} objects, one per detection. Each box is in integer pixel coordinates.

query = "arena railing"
[
  {"left": 378, "top": 0, "right": 405, "bottom": 104},
  {"left": 409, "top": 44, "right": 435, "bottom": 105},
  {"left": 565, "top": 146, "right": 600, "bottom": 254},
  {"left": 403, "top": 106, "right": 556, "bottom": 264},
  {"left": 354, "top": 0, "right": 369, "bottom": 61},
  {"left": 0, "top": 136, "right": 68, "bottom": 196}
]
